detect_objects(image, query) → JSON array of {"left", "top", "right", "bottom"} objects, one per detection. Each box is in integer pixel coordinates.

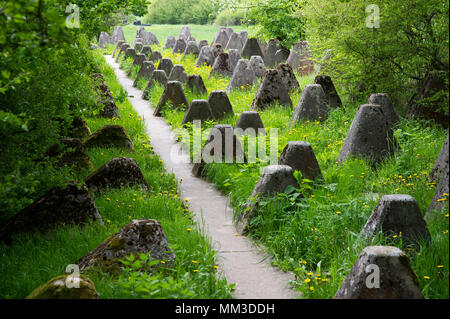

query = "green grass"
[
  {"left": 114, "top": 24, "right": 449, "bottom": 299},
  {"left": 121, "top": 24, "right": 254, "bottom": 46},
  {"left": 0, "top": 49, "right": 233, "bottom": 299}
]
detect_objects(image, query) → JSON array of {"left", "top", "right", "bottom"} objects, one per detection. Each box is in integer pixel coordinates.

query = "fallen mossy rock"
[
  {"left": 0, "top": 183, "right": 104, "bottom": 244},
  {"left": 85, "top": 157, "right": 148, "bottom": 193},
  {"left": 83, "top": 125, "right": 134, "bottom": 151},
  {"left": 92, "top": 73, "right": 121, "bottom": 119},
  {"left": 44, "top": 138, "right": 94, "bottom": 170},
  {"left": 26, "top": 275, "right": 99, "bottom": 299},
  {"left": 77, "top": 219, "right": 175, "bottom": 274}
]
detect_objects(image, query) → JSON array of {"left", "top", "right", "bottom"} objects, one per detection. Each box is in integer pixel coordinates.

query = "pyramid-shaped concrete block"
[
  {"left": 186, "top": 74, "right": 207, "bottom": 95},
  {"left": 238, "top": 165, "right": 299, "bottom": 233},
  {"left": 178, "top": 26, "right": 192, "bottom": 41},
  {"left": 250, "top": 55, "right": 266, "bottom": 78},
  {"left": 238, "top": 31, "right": 248, "bottom": 45},
  {"left": 362, "top": 195, "right": 431, "bottom": 243},
  {"left": 172, "top": 38, "right": 187, "bottom": 54},
  {"left": 112, "top": 40, "right": 125, "bottom": 58},
  {"left": 183, "top": 41, "right": 200, "bottom": 57},
  {"left": 290, "top": 84, "right": 328, "bottom": 124},
  {"left": 368, "top": 93, "right": 399, "bottom": 127},
  {"left": 277, "top": 63, "right": 300, "bottom": 93},
  {"left": 157, "top": 58, "right": 174, "bottom": 77},
  {"left": 228, "top": 49, "right": 241, "bottom": 72},
  {"left": 149, "top": 50, "right": 162, "bottom": 63},
  {"left": 98, "top": 32, "right": 112, "bottom": 49},
  {"left": 112, "top": 26, "right": 125, "bottom": 44},
  {"left": 287, "top": 41, "right": 314, "bottom": 75},
  {"left": 153, "top": 81, "right": 189, "bottom": 116},
  {"left": 124, "top": 48, "right": 136, "bottom": 59},
  {"left": 427, "top": 163, "right": 449, "bottom": 219},
  {"left": 338, "top": 104, "right": 397, "bottom": 166},
  {"left": 334, "top": 246, "right": 424, "bottom": 299},
  {"left": 274, "top": 48, "right": 290, "bottom": 66},
  {"left": 212, "top": 43, "right": 223, "bottom": 58},
  {"left": 315, "top": 75, "right": 342, "bottom": 109},
  {"left": 227, "top": 59, "right": 257, "bottom": 92},
  {"left": 429, "top": 134, "right": 449, "bottom": 184},
  {"left": 209, "top": 52, "right": 232, "bottom": 78},
  {"left": 168, "top": 64, "right": 187, "bottom": 83},
  {"left": 225, "top": 32, "right": 244, "bottom": 51},
  {"left": 141, "top": 45, "right": 152, "bottom": 58},
  {"left": 241, "top": 38, "right": 264, "bottom": 59},
  {"left": 251, "top": 70, "right": 292, "bottom": 110},
  {"left": 133, "top": 61, "right": 155, "bottom": 87},
  {"left": 211, "top": 29, "right": 229, "bottom": 48},
  {"left": 134, "top": 41, "right": 143, "bottom": 52},
  {"left": 198, "top": 40, "right": 208, "bottom": 49},
  {"left": 192, "top": 125, "right": 245, "bottom": 177},
  {"left": 127, "top": 53, "right": 146, "bottom": 76},
  {"left": 195, "top": 46, "right": 215, "bottom": 67},
  {"left": 142, "top": 70, "right": 168, "bottom": 100},
  {"left": 115, "top": 43, "right": 129, "bottom": 62},
  {"left": 208, "top": 90, "right": 234, "bottom": 120},
  {"left": 278, "top": 141, "right": 322, "bottom": 181},
  {"left": 235, "top": 111, "right": 266, "bottom": 135},
  {"left": 263, "top": 39, "right": 280, "bottom": 68},
  {"left": 163, "top": 35, "right": 176, "bottom": 49},
  {"left": 181, "top": 100, "right": 213, "bottom": 125}
]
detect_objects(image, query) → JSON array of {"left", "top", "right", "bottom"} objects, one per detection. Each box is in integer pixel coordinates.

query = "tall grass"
[{"left": 0, "top": 49, "right": 233, "bottom": 299}]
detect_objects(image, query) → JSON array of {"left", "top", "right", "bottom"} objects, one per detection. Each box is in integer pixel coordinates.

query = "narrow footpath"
[{"left": 105, "top": 55, "right": 299, "bottom": 299}]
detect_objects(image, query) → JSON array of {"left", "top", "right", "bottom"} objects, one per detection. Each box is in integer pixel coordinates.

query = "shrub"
[
  {"left": 214, "top": 8, "right": 246, "bottom": 26},
  {"left": 302, "top": 0, "right": 449, "bottom": 115}
]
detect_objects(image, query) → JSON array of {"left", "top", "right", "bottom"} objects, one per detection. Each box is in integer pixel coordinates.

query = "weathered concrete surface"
[
  {"left": 105, "top": 55, "right": 299, "bottom": 299},
  {"left": 362, "top": 194, "right": 431, "bottom": 243},
  {"left": 278, "top": 141, "right": 322, "bottom": 181},
  {"left": 334, "top": 246, "right": 424, "bottom": 299}
]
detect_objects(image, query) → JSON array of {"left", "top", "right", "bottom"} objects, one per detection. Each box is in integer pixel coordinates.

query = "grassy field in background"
[
  {"left": 108, "top": 23, "right": 449, "bottom": 299},
  {"left": 121, "top": 24, "right": 253, "bottom": 45},
  {"left": 0, "top": 49, "right": 233, "bottom": 299}
]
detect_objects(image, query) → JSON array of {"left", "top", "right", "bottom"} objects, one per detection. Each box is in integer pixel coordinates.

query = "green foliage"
[
  {"left": 142, "top": 26, "right": 448, "bottom": 298},
  {"left": 0, "top": 0, "right": 148, "bottom": 220},
  {"left": 144, "top": 0, "right": 220, "bottom": 25},
  {"left": 214, "top": 8, "right": 246, "bottom": 26},
  {"left": 0, "top": 52, "right": 232, "bottom": 299},
  {"left": 244, "top": 0, "right": 306, "bottom": 48},
  {"left": 302, "top": 0, "right": 449, "bottom": 111}
]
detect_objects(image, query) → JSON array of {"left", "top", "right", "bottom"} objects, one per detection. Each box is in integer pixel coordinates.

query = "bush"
[
  {"left": 244, "top": 0, "right": 305, "bottom": 49},
  {"left": 143, "top": 0, "right": 220, "bottom": 25},
  {"left": 214, "top": 8, "right": 246, "bottom": 26}
]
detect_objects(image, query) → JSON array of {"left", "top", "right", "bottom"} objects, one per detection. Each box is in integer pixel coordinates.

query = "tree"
[{"left": 301, "top": 0, "right": 449, "bottom": 117}]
